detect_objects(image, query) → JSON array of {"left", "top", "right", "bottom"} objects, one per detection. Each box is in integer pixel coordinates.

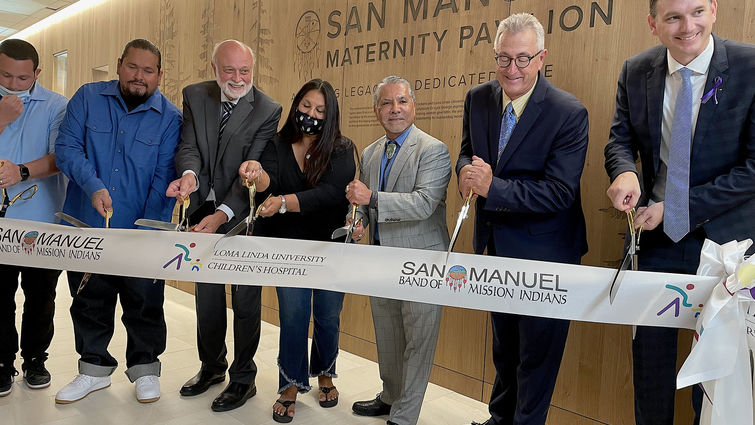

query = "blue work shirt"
[
  {"left": 374, "top": 125, "right": 412, "bottom": 241},
  {"left": 55, "top": 80, "right": 181, "bottom": 229},
  {"left": 0, "top": 83, "right": 67, "bottom": 223}
]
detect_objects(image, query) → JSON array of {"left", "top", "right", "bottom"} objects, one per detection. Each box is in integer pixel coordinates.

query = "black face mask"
[{"left": 294, "top": 109, "right": 325, "bottom": 135}]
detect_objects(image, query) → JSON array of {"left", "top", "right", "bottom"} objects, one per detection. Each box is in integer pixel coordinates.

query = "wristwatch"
[
  {"left": 19, "top": 164, "right": 30, "bottom": 181},
  {"left": 278, "top": 195, "right": 287, "bottom": 214}
]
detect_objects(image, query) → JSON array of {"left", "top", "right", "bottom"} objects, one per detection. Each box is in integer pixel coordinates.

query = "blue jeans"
[{"left": 276, "top": 287, "right": 344, "bottom": 393}]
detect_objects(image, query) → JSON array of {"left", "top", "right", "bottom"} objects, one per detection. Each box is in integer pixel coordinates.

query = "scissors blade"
[
  {"left": 331, "top": 225, "right": 349, "bottom": 239},
  {"left": 214, "top": 217, "right": 250, "bottom": 249},
  {"left": 135, "top": 218, "right": 180, "bottom": 231},
  {"left": 445, "top": 190, "right": 474, "bottom": 263},
  {"left": 609, "top": 251, "right": 632, "bottom": 304},
  {"left": 76, "top": 272, "right": 92, "bottom": 295},
  {"left": 55, "top": 212, "right": 92, "bottom": 228},
  {"left": 343, "top": 204, "right": 357, "bottom": 243},
  {"left": 445, "top": 207, "right": 467, "bottom": 263}
]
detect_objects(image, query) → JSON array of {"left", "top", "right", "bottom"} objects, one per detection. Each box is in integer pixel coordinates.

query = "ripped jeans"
[{"left": 276, "top": 287, "right": 344, "bottom": 393}]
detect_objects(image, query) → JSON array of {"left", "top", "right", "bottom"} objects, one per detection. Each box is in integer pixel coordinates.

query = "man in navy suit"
[
  {"left": 457, "top": 13, "right": 589, "bottom": 425},
  {"left": 604, "top": 0, "right": 755, "bottom": 424}
]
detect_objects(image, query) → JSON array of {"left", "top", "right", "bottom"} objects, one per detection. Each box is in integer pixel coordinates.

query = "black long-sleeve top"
[{"left": 253, "top": 134, "right": 356, "bottom": 241}]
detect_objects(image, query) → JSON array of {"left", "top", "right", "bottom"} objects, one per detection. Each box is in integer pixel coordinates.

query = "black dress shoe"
[
  {"left": 180, "top": 370, "right": 225, "bottom": 396},
  {"left": 471, "top": 419, "right": 494, "bottom": 425},
  {"left": 352, "top": 394, "right": 391, "bottom": 416},
  {"left": 211, "top": 382, "right": 257, "bottom": 412},
  {"left": 387, "top": 421, "right": 399, "bottom": 425}
]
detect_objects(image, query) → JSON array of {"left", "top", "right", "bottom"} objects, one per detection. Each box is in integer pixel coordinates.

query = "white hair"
[
  {"left": 373, "top": 75, "right": 415, "bottom": 107},
  {"left": 494, "top": 13, "right": 545, "bottom": 52}
]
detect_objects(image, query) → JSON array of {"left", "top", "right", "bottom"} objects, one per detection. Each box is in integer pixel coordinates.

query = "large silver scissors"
[
  {"left": 445, "top": 190, "right": 474, "bottom": 265},
  {"left": 56, "top": 209, "right": 112, "bottom": 294},
  {"left": 609, "top": 208, "right": 642, "bottom": 304}
]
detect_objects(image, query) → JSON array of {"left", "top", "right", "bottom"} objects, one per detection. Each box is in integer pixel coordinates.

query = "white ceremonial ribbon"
[
  {"left": 677, "top": 239, "right": 755, "bottom": 425},
  {"left": 0, "top": 218, "right": 721, "bottom": 329}
]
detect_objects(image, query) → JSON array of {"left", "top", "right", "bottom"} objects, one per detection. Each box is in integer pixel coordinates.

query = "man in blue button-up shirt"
[
  {"left": 0, "top": 39, "right": 68, "bottom": 398},
  {"left": 54, "top": 39, "right": 181, "bottom": 405}
]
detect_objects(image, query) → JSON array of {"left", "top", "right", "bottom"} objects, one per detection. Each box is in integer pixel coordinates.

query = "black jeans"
[
  {"left": 0, "top": 265, "right": 60, "bottom": 365},
  {"left": 67, "top": 271, "right": 166, "bottom": 380}
]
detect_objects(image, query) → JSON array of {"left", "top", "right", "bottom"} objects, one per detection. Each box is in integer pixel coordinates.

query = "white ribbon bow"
[{"left": 677, "top": 239, "right": 755, "bottom": 425}]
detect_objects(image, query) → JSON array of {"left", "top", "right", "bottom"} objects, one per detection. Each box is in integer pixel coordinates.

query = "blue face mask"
[{"left": 0, "top": 83, "right": 32, "bottom": 102}]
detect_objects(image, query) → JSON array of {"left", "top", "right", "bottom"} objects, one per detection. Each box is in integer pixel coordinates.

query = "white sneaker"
[
  {"left": 135, "top": 375, "right": 160, "bottom": 403},
  {"left": 55, "top": 374, "right": 111, "bottom": 404}
]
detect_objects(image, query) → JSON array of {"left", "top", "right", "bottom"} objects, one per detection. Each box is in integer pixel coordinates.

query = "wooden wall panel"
[{"left": 22, "top": 1, "right": 754, "bottom": 424}]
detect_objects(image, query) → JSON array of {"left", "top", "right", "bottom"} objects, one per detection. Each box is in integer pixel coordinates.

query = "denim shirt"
[{"left": 55, "top": 80, "right": 181, "bottom": 229}]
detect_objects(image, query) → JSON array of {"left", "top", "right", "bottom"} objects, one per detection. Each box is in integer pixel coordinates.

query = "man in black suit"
[
  {"left": 167, "top": 39, "right": 281, "bottom": 412},
  {"left": 604, "top": 1, "right": 755, "bottom": 423},
  {"left": 457, "top": 13, "right": 589, "bottom": 425}
]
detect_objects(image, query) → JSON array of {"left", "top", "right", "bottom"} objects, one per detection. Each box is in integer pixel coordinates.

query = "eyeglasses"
[
  {"left": 0, "top": 184, "right": 38, "bottom": 217},
  {"left": 494, "top": 50, "right": 542, "bottom": 69}
]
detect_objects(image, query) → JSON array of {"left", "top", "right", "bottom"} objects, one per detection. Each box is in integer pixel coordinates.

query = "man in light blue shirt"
[{"left": 0, "top": 39, "right": 67, "bottom": 397}]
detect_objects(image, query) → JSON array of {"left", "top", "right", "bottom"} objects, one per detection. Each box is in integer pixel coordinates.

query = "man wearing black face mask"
[{"left": 167, "top": 39, "right": 281, "bottom": 413}]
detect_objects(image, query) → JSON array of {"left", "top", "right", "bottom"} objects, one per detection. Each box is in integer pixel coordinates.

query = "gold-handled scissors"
[
  {"left": 78, "top": 209, "right": 113, "bottom": 294},
  {"left": 244, "top": 179, "right": 256, "bottom": 235},
  {"left": 0, "top": 184, "right": 38, "bottom": 217},
  {"left": 343, "top": 204, "right": 359, "bottom": 243},
  {"left": 609, "top": 208, "right": 642, "bottom": 304}
]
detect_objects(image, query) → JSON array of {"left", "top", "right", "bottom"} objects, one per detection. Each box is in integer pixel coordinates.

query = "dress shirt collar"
[
  {"left": 502, "top": 74, "right": 538, "bottom": 120},
  {"left": 666, "top": 35, "right": 714, "bottom": 76},
  {"left": 386, "top": 124, "right": 413, "bottom": 147}
]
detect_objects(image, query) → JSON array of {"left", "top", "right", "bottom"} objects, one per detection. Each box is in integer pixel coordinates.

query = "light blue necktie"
[
  {"left": 664, "top": 67, "right": 693, "bottom": 243},
  {"left": 498, "top": 102, "right": 516, "bottom": 160}
]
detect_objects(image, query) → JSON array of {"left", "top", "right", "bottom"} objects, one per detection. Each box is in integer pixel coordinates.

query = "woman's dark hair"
[{"left": 279, "top": 78, "right": 353, "bottom": 187}]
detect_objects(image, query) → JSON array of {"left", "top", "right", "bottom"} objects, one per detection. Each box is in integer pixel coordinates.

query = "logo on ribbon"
[
  {"left": 446, "top": 265, "right": 467, "bottom": 292},
  {"left": 21, "top": 231, "right": 38, "bottom": 254},
  {"left": 163, "top": 243, "right": 202, "bottom": 271},
  {"left": 657, "top": 283, "right": 704, "bottom": 318}
]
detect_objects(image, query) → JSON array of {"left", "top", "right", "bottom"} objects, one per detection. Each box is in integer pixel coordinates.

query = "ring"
[
  {"left": 346, "top": 185, "right": 350, "bottom": 192},
  {"left": 0, "top": 179, "right": 3, "bottom": 185}
]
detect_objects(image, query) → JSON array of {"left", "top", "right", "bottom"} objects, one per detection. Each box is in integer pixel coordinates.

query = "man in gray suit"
[
  {"left": 347, "top": 75, "right": 451, "bottom": 425},
  {"left": 166, "top": 39, "right": 281, "bottom": 412}
]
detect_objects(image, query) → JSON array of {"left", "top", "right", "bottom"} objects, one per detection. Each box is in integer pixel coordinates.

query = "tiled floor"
[{"left": 2, "top": 275, "right": 489, "bottom": 424}]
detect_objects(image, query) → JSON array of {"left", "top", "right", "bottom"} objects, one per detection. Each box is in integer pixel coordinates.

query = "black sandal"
[
  {"left": 319, "top": 386, "right": 338, "bottom": 408},
  {"left": 273, "top": 399, "right": 295, "bottom": 423}
]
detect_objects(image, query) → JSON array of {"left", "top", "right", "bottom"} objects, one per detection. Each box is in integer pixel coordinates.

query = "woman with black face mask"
[{"left": 238, "top": 79, "right": 357, "bottom": 423}]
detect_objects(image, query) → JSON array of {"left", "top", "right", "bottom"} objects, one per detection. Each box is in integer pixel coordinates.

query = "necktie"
[
  {"left": 218, "top": 101, "right": 234, "bottom": 140},
  {"left": 664, "top": 67, "right": 693, "bottom": 243},
  {"left": 381, "top": 141, "right": 398, "bottom": 191},
  {"left": 498, "top": 102, "right": 516, "bottom": 160}
]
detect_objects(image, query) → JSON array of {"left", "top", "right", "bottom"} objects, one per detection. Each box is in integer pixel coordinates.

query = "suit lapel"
[
  {"left": 647, "top": 49, "right": 666, "bottom": 173},
  {"left": 215, "top": 88, "right": 256, "bottom": 173},
  {"left": 369, "top": 137, "right": 384, "bottom": 191},
  {"left": 493, "top": 76, "right": 544, "bottom": 175},
  {"left": 691, "top": 35, "right": 728, "bottom": 164},
  {"left": 385, "top": 126, "right": 418, "bottom": 191},
  {"left": 487, "top": 83, "right": 503, "bottom": 165}
]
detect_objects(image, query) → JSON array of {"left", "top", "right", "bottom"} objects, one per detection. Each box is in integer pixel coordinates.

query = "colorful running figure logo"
[
  {"left": 446, "top": 265, "right": 467, "bottom": 292},
  {"left": 21, "top": 231, "right": 38, "bottom": 254},
  {"left": 657, "top": 283, "right": 704, "bottom": 318},
  {"left": 163, "top": 243, "right": 202, "bottom": 271}
]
